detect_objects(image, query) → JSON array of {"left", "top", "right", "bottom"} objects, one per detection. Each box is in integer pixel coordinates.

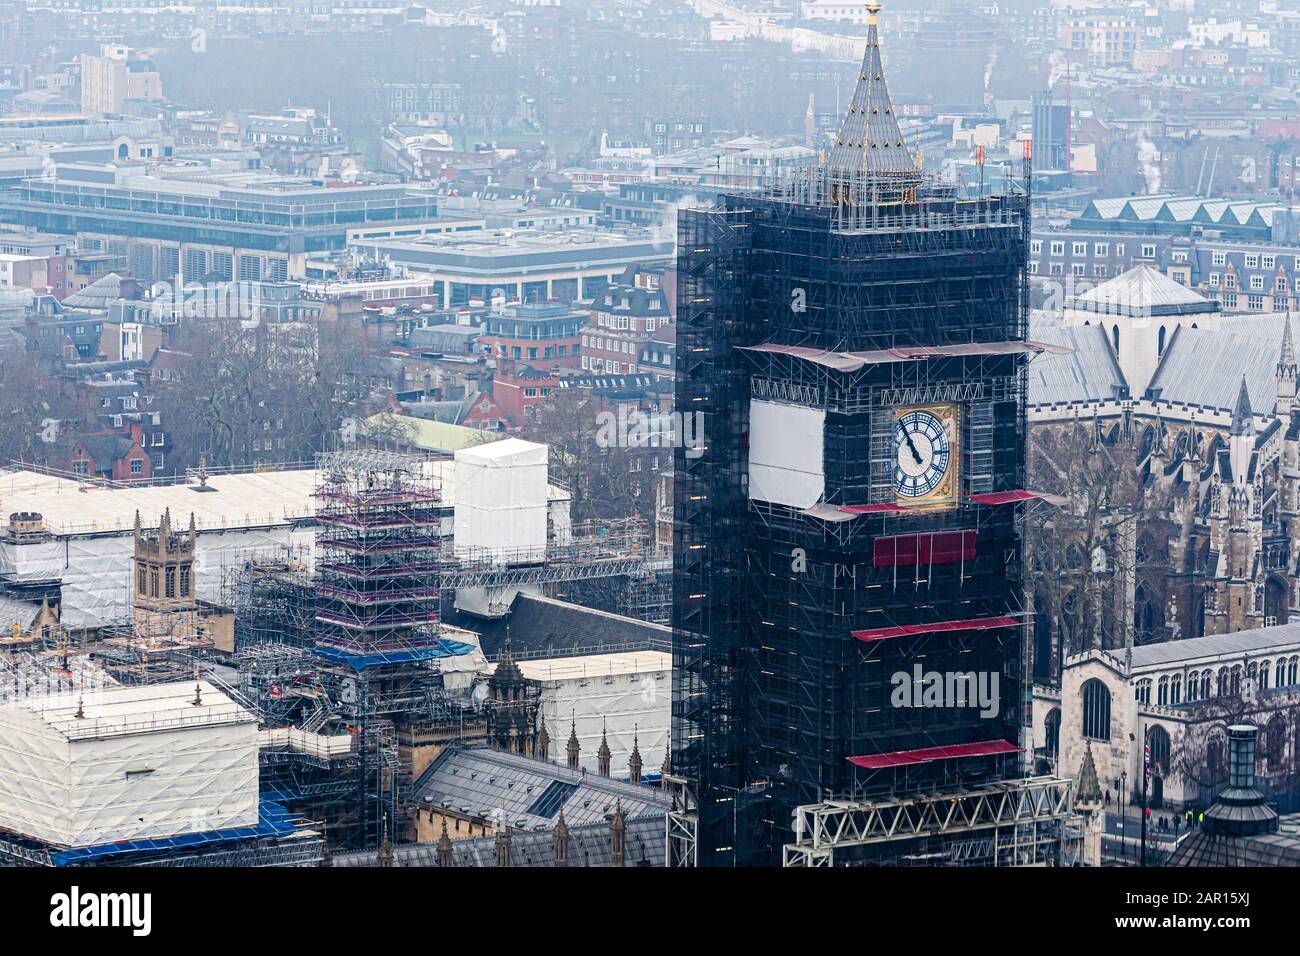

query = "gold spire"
[{"left": 865, "top": 1, "right": 880, "bottom": 25}]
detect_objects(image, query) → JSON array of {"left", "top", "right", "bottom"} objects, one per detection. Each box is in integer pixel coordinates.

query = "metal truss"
[
  {"left": 665, "top": 775, "right": 699, "bottom": 867},
  {"left": 782, "top": 775, "right": 1074, "bottom": 866}
]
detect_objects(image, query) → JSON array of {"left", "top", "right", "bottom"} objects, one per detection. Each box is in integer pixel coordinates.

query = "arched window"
[
  {"left": 1186, "top": 670, "right": 1199, "bottom": 702},
  {"left": 1157, "top": 675, "right": 1169, "bottom": 706},
  {"left": 1083, "top": 679, "right": 1112, "bottom": 741},
  {"left": 1261, "top": 660, "right": 1272, "bottom": 690},
  {"left": 1202, "top": 672, "right": 1212, "bottom": 699},
  {"left": 1136, "top": 679, "right": 1152, "bottom": 705},
  {"left": 1148, "top": 725, "right": 1171, "bottom": 774},
  {"left": 1207, "top": 733, "right": 1228, "bottom": 786},
  {"left": 1158, "top": 325, "right": 1167, "bottom": 356},
  {"left": 1045, "top": 708, "right": 1061, "bottom": 757},
  {"left": 1218, "top": 668, "right": 1230, "bottom": 697},
  {"left": 1265, "top": 715, "right": 1288, "bottom": 773},
  {"left": 1232, "top": 665, "right": 1242, "bottom": 696},
  {"left": 1170, "top": 674, "right": 1182, "bottom": 705},
  {"left": 1112, "top": 324, "right": 1121, "bottom": 352},
  {"left": 1290, "top": 657, "right": 1299, "bottom": 686}
]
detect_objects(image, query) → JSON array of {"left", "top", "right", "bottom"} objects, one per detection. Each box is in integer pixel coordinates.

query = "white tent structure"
[{"left": 0, "top": 680, "right": 258, "bottom": 847}]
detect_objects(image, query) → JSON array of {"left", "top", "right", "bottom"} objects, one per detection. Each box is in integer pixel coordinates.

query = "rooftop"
[
  {"left": 1129, "top": 620, "right": 1300, "bottom": 669},
  {"left": 0, "top": 459, "right": 569, "bottom": 537},
  {"left": 6, "top": 680, "right": 253, "bottom": 742},
  {"left": 1066, "top": 265, "right": 1217, "bottom": 318},
  {"left": 411, "top": 745, "right": 669, "bottom": 831}
]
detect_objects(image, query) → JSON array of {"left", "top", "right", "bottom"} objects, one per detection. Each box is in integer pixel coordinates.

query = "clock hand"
[{"left": 903, "top": 428, "right": 924, "bottom": 465}]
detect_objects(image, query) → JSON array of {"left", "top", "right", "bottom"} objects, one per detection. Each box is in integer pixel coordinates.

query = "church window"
[
  {"left": 165, "top": 567, "right": 175, "bottom": 599},
  {"left": 180, "top": 564, "right": 191, "bottom": 598},
  {"left": 1082, "top": 679, "right": 1111, "bottom": 741}
]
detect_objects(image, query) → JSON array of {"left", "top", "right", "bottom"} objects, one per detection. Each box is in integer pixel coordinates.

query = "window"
[
  {"left": 165, "top": 567, "right": 175, "bottom": 599},
  {"left": 1212, "top": 251, "right": 1226, "bottom": 266},
  {"left": 1073, "top": 241, "right": 1087, "bottom": 257},
  {"left": 1136, "top": 679, "right": 1152, "bottom": 705},
  {"left": 1225, "top": 273, "right": 1237, "bottom": 289},
  {"left": 1264, "top": 255, "right": 1276, "bottom": 269},
  {"left": 1141, "top": 244, "right": 1156, "bottom": 259},
  {"left": 130, "top": 458, "right": 143, "bottom": 475},
  {"left": 1094, "top": 242, "right": 1109, "bottom": 257},
  {"left": 1050, "top": 241, "right": 1064, "bottom": 256},
  {"left": 1209, "top": 272, "right": 1220, "bottom": 287},
  {"left": 1250, "top": 275, "right": 1264, "bottom": 290},
  {"left": 179, "top": 565, "right": 190, "bottom": 598},
  {"left": 1082, "top": 679, "right": 1111, "bottom": 741},
  {"left": 1030, "top": 239, "right": 1042, "bottom": 255},
  {"left": 1072, "top": 263, "right": 1086, "bottom": 277},
  {"left": 1245, "top": 254, "right": 1259, "bottom": 268}
]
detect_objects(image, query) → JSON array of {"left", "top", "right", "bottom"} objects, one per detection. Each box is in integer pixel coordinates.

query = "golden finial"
[{"left": 865, "top": 1, "right": 881, "bottom": 26}]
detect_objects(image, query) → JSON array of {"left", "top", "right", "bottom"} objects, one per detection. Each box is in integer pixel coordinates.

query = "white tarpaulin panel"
[
  {"left": 0, "top": 681, "right": 258, "bottom": 847},
  {"left": 747, "top": 399, "right": 826, "bottom": 509},
  {"left": 454, "top": 437, "right": 549, "bottom": 561},
  {"left": 514, "top": 651, "right": 671, "bottom": 780}
]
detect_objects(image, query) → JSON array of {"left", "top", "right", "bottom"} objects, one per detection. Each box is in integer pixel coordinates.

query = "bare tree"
[{"left": 1026, "top": 419, "right": 1175, "bottom": 677}]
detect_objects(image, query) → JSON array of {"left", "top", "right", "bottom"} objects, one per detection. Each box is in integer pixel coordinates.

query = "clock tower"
[{"left": 673, "top": 1, "right": 1042, "bottom": 866}]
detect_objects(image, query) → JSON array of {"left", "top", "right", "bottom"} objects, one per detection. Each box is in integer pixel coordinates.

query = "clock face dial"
[{"left": 893, "top": 407, "right": 957, "bottom": 503}]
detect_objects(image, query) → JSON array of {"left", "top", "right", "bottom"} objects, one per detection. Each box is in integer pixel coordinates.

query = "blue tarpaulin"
[
  {"left": 50, "top": 800, "right": 302, "bottom": 866},
  {"left": 312, "top": 637, "right": 476, "bottom": 671}
]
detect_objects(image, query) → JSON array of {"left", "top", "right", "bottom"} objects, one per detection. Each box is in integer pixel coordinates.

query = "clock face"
[{"left": 894, "top": 405, "right": 959, "bottom": 505}]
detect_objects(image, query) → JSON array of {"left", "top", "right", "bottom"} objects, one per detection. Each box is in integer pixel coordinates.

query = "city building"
[
  {"left": 79, "top": 45, "right": 162, "bottom": 117},
  {"left": 0, "top": 163, "right": 441, "bottom": 282},
  {"left": 349, "top": 228, "right": 674, "bottom": 307}
]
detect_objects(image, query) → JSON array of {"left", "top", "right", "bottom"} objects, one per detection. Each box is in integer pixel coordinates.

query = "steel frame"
[{"left": 782, "top": 775, "right": 1074, "bottom": 866}]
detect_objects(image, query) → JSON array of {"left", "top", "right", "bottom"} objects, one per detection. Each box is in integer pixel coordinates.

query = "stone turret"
[
  {"left": 610, "top": 800, "right": 626, "bottom": 867},
  {"left": 597, "top": 720, "right": 612, "bottom": 777},
  {"left": 566, "top": 713, "right": 580, "bottom": 770}
]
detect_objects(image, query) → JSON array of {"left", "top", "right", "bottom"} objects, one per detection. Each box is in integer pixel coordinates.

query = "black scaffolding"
[{"left": 673, "top": 168, "right": 1034, "bottom": 865}]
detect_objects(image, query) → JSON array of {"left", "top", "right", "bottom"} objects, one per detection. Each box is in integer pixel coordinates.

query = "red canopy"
[
  {"left": 969, "top": 490, "right": 1062, "bottom": 505},
  {"left": 851, "top": 615, "right": 1019, "bottom": 643},
  {"left": 848, "top": 739, "right": 1020, "bottom": 769}
]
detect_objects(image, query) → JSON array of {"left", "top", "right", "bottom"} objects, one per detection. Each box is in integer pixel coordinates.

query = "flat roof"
[
  {"left": 8, "top": 680, "right": 253, "bottom": 741},
  {"left": 0, "top": 460, "right": 569, "bottom": 536},
  {"left": 489, "top": 650, "right": 672, "bottom": 683}
]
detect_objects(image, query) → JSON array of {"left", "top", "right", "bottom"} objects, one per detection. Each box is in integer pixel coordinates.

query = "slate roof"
[
  {"left": 331, "top": 815, "right": 664, "bottom": 867},
  {"left": 1067, "top": 265, "right": 1215, "bottom": 317},
  {"left": 1147, "top": 323, "right": 1282, "bottom": 411},
  {"left": 1167, "top": 828, "right": 1300, "bottom": 867},
  {"left": 63, "top": 273, "right": 130, "bottom": 310},
  {"left": 0, "top": 596, "right": 41, "bottom": 631},
  {"left": 450, "top": 593, "right": 671, "bottom": 658},
  {"left": 1128, "top": 620, "right": 1300, "bottom": 669},
  {"left": 1027, "top": 319, "right": 1127, "bottom": 406},
  {"left": 409, "top": 745, "right": 669, "bottom": 831}
]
